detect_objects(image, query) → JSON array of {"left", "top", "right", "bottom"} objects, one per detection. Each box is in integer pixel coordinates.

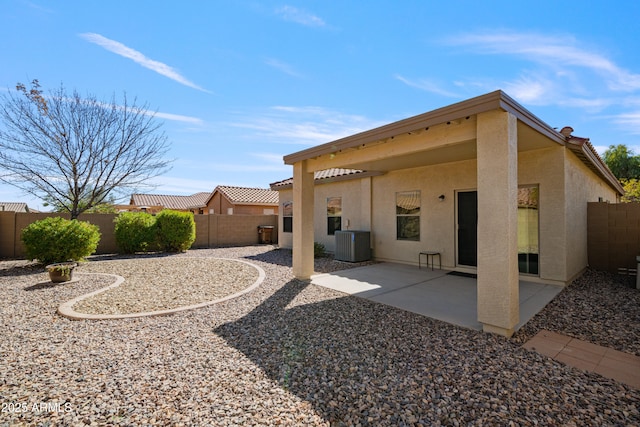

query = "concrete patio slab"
[{"left": 311, "top": 262, "right": 563, "bottom": 331}]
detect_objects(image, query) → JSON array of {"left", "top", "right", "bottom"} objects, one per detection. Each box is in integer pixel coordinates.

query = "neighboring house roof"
[
  {"left": 130, "top": 192, "right": 211, "bottom": 210},
  {"left": 282, "top": 90, "right": 623, "bottom": 195},
  {"left": 0, "top": 202, "right": 30, "bottom": 213},
  {"left": 270, "top": 168, "right": 384, "bottom": 190},
  {"left": 210, "top": 186, "right": 279, "bottom": 206}
]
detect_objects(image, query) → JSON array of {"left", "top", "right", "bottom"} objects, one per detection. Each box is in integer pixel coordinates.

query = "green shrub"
[
  {"left": 21, "top": 217, "right": 101, "bottom": 265},
  {"left": 314, "top": 242, "right": 326, "bottom": 258},
  {"left": 114, "top": 212, "right": 158, "bottom": 254},
  {"left": 156, "top": 210, "right": 195, "bottom": 252}
]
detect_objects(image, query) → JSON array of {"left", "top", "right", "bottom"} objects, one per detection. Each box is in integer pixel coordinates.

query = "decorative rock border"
[{"left": 58, "top": 258, "right": 265, "bottom": 320}]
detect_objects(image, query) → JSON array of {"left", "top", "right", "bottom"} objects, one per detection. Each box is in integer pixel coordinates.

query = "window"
[
  {"left": 327, "top": 197, "right": 342, "bottom": 235},
  {"left": 282, "top": 201, "right": 293, "bottom": 233},
  {"left": 518, "top": 186, "right": 539, "bottom": 275},
  {"left": 396, "top": 190, "right": 420, "bottom": 241}
]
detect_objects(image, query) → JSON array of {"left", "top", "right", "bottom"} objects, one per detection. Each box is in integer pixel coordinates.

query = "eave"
[{"left": 283, "top": 90, "right": 565, "bottom": 165}]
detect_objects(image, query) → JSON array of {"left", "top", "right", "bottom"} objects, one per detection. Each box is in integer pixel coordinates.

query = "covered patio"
[
  {"left": 311, "top": 263, "right": 563, "bottom": 331},
  {"left": 280, "top": 90, "right": 622, "bottom": 337}
]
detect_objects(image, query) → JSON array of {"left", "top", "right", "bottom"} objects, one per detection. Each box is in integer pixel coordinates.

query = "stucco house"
[
  {"left": 128, "top": 186, "right": 278, "bottom": 215},
  {"left": 271, "top": 90, "right": 623, "bottom": 337},
  {"left": 204, "top": 185, "right": 279, "bottom": 215},
  {"left": 128, "top": 192, "right": 211, "bottom": 214},
  {"left": 0, "top": 202, "right": 32, "bottom": 213}
]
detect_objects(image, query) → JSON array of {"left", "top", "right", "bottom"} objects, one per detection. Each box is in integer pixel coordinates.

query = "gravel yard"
[
  {"left": 1, "top": 245, "right": 639, "bottom": 426},
  {"left": 72, "top": 257, "right": 260, "bottom": 315}
]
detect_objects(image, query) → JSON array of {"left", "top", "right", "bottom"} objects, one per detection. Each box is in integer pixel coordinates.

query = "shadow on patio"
[{"left": 310, "top": 262, "right": 563, "bottom": 331}]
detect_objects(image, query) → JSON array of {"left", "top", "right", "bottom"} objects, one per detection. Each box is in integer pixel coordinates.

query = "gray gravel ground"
[
  {"left": 1, "top": 245, "right": 638, "bottom": 426},
  {"left": 73, "top": 257, "right": 260, "bottom": 315}
]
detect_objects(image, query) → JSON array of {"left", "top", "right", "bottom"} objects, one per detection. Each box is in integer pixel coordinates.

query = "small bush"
[
  {"left": 156, "top": 210, "right": 195, "bottom": 252},
  {"left": 314, "top": 242, "right": 326, "bottom": 258},
  {"left": 21, "top": 217, "right": 101, "bottom": 265},
  {"left": 114, "top": 212, "right": 158, "bottom": 254}
]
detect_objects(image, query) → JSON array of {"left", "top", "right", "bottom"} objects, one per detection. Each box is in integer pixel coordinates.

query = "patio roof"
[{"left": 282, "top": 90, "right": 623, "bottom": 195}]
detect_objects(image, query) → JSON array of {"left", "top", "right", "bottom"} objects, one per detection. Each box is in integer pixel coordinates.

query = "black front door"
[{"left": 457, "top": 191, "right": 477, "bottom": 267}]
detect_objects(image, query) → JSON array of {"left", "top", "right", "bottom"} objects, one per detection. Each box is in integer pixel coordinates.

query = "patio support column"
[
  {"left": 292, "top": 160, "right": 315, "bottom": 280},
  {"left": 476, "top": 110, "right": 519, "bottom": 337}
]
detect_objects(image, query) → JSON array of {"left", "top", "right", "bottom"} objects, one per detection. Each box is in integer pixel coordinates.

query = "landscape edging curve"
[{"left": 58, "top": 258, "right": 265, "bottom": 320}]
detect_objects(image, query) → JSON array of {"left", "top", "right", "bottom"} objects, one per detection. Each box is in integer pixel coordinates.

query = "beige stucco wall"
[
  {"left": 205, "top": 192, "right": 278, "bottom": 215},
  {"left": 370, "top": 160, "right": 476, "bottom": 267},
  {"left": 277, "top": 188, "right": 293, "bottom": 249},
  {"left": 563, "top": 149, "right": 618, "bottom": 280},
  {"left": 313, "top": 178, "right": 371, "bottom": 253},
  {"left": 277, "top": 143, "right": 619, "bottom": 285},
  {"left": 517, "top": 146, "right": 567, "bottom": 283},
  {"left": 205, "top": 192, "right": 226, "bottom": 214},
  {"left": 276, "top": 178, "right": 372, "bottom": 253},
  {"left": 517, "top": 146, "right": 618, "bottom": 283},
  {"left": 279, "top": 152, "right": 568, "bottom": 276}
]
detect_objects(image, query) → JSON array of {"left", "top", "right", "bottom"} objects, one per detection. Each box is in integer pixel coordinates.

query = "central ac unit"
[{"left": 335, "top": 230, "right": 371, "bottom": 262}]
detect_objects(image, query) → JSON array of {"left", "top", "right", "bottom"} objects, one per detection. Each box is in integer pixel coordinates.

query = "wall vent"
[{"left": 335, "top": 230, "right": 371, "bottom": 262}]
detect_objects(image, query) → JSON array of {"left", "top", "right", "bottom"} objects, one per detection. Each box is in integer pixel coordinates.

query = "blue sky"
[{"left": 1, "top": 1, "right": 639, "bottom": 211}]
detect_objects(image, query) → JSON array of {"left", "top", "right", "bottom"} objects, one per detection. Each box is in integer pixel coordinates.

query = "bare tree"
[{"left": 0, "top": 80, "right": 172, "bottom": 218}]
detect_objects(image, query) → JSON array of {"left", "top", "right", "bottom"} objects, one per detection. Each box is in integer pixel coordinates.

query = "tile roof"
[
  {"left": 130, "top": 192, "right": 211, "bottom": 210},
  {"left": 270, "top": 168, "right": 366, "bottom": 189},
  {"left": 215, "top": 186, "right": 279, "bottom": 205},
  {"left": 0, "top": 202, "right": 30, "bottom": 213}
]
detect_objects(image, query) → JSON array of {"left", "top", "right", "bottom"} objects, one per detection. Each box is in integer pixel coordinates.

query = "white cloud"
[
  {"left": 153, "top": 111, "right": 204, "bottom": 125},
  {"left": 235, "top": 120, "right": 344, "bottom": 143},
  {"left": 264, "top": 58, "right": 303, "bottom": 78},
  {"left": 91, "top": 98, "right": 204, "bottom": 125},
  {"left": 394, "top": 75, "right": 460, "bottom": 97},
  {"left": 250, "top": 152, "right": 287, "bottom": 164},
  {"left": 445, "top": 31, "right": 640, "bottom": 92},
  {"left": 613, "top": 111, "right": 640, "bottom": 134},
  {"left": 149, "top": 176, "right": 218, "bottom": 194},
  {"left": 79, "top": 33, "right": 211, "bottom": 93},
  {"left": 207, "top": 162, "right": 289, "bottom": 173},
  {"left": 271, "top": 106, "right": 326, "bottom": 114},
  {"left": 502, "top": 74, "right": 555, "bottom": 104},
  {"left": 276, "top": 6, "right": 325, "bottom": 27},
  {"left": 230, "top": 106, "right": 383, "bottom": 145},
  {"left": 557, "top": 97, "right": 614, "bottom": 111}
]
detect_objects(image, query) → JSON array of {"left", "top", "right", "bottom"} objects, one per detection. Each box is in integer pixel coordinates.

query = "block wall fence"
[
  {"left": 5, "top": 205, "right": 637, "bottom": 272},
  {"left": 587, "top": 202, "right": 640, "bottom": 273},
  {"left": 0, "top": 212, "right": 277, "bottom": 259}
]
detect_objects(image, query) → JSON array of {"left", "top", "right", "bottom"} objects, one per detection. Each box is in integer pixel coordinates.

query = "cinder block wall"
[
  {"left": 218, "top": 214, "right": 277, "bottom": 245},
  {"left": 191, "top": 214, "right": 278, "bottom": 247},
  {"left": 11, "top": 213, "right": 119, "bottom": 258},
  {"left": 0, "top": 211, "right": 17, "bottom": 258},
  {"left": 1, "top": 213, "right": 278, "bottom": 259},
  {"left": 588, "top": 202, "right": 640, "bottom": 272}
]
